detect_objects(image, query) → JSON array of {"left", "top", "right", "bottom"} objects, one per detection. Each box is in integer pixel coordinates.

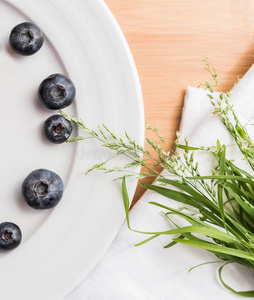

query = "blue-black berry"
[
  {"left": 38, "top": 74, "right": 76, "bottom": 109},
  {"left": 0, "top": 222, "right": 22, "bottom": 250},
  {"left": 22, "top": 169, "right": 64, "bottom": 210},
  {"left": 44, "top": 114, "right": 73, "bottom": 144},
  {"left": 9, "top": 22, "right": 44, "bottom": 56}
]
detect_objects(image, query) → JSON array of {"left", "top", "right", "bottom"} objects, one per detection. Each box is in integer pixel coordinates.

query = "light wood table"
[{"left": 105, "top": 0, "right": 254, "bottom": 205}]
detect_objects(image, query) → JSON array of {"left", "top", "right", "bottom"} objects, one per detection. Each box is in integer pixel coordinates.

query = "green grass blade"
[
  {"left": 142, "top": 183, "right": 220, "bottom": 215},
  {"left": 122, "top": 176, "right": 130, "bottom": 228},
  {"left": 225, "top": 216, "right": 254, "bottom": 243},
  {"left": 149, "top": 201, "right": 209, "bottom": 227},
  {"left": 150, "top": 203, "right": 245, "bottom": 248},
  {"left": 238, "top": 206, "right": 251, "bottom": 231},
  {"left": 173, "top": 239, "right": 254, "bottom": 260},
  {"left": 218, "top": 263, "right": 254, "bottom": 297},
  {"left": 134, "top": 234, "right": 160, "bottom": 246},
  {"left": 225, "top": 164, "right": 254, "bottom": 202},
  {"left": 188, "top": 260, "right": 223, "bottom": 273},
  {"left": 146, "top": 186, "right": 251, "bottom": 241},
  {"left": 218, "top": 146, "right": 226, "bottom": 228},
  {"left": 163, "top": 212, "right": 217, "bottom": 245},
  {"left": 177, "top": 144, "right": 200, "bottom": 151},
  {"left": 225, "top": 197, "right": 254, "bottom": 233},
  {"left": 235, "top": 124, "right": 247, "bottom": 139},
  {"left": 157, "top": 178, "right": 201, "bottom": 197},
  {"left": 151, "top": 197, "right": 253, "bottom": 245},
  {"left": 141, "top": 183, "right": 202, "bottom": 209},
  {"left": 243, "top": 190, "right": 254, "bottom": 201},
  {"left": 215, "top": 253, "right": 254, "bottom": 269},
  {"left": 156, "top": 178, "right": 217, "bottom": 209},
  {"left": 187, "top": 175, "right": 254, "bottom": 187},
  {"left": 223, "top": 181, "right": 247, "bottom": 202},
  {"left": 223, "top": 185, "right": 254, "bottom": 220},
  {"left": 164, "top": 235, "right": 185, "bottom": 248},
  {"left": 168, "top": 226, "right": 237, "bottom": 244},
  {"left": 199, "top": 207, "right": 224, "bottom": 228},
  {"left": 227, "top": 160, "right": 254, "bottom": 179}
]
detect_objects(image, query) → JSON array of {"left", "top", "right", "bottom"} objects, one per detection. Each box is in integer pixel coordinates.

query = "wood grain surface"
[{"left": 104, "top": 0, "right": 254, "bottom": 205}]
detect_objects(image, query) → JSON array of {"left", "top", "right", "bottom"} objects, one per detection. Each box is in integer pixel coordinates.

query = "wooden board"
[{"left": 104, "top": 0, "right": 254, "bottom": 205}]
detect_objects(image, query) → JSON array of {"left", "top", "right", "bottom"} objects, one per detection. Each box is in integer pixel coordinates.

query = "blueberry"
[
  {"left": 44, "top": 114, "right": 73, "bottom": 144},
  {"left": 38, "top": 74, "right": 76, "bottom": 109},
  {"left": 9, "top": 22, "right": 44, "bottom": 56},
  {"left": 22, "top": 169, "right": 64, "bottom": 210},
  {"left": 0, "top": 222, "right": 22, "bottom": 250}
]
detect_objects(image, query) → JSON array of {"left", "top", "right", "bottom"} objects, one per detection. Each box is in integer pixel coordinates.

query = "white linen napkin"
[{"left": 65, "top": 64, "right": 254, "bottom": 300}]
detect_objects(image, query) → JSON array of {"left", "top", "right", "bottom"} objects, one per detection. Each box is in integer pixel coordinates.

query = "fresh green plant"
[{"left": 60, "top": 59, "right": 254, "bottom": 296}]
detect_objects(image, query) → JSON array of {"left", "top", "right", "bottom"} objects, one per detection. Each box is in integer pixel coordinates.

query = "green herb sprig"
[{"left": 60, "top": 60, "right": 254, "bottom": 296}]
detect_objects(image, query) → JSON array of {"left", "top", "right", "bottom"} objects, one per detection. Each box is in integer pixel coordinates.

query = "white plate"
[{"left": 0, "top": 0, "right": 144, "bottom": 299}]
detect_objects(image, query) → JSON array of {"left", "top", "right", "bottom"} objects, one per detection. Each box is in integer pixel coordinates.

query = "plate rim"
[{"left": 1, "top": 0, "right": 144, "bottom": 299}]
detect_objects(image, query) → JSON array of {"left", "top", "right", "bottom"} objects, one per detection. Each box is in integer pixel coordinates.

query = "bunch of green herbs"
[{"left": 60, "top": 59, "right": 254, "bottom": 296}]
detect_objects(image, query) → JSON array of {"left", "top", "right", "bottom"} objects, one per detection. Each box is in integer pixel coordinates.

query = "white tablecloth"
[{"left": 66, "top": 64, "right": 254, "bottom": 300}]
